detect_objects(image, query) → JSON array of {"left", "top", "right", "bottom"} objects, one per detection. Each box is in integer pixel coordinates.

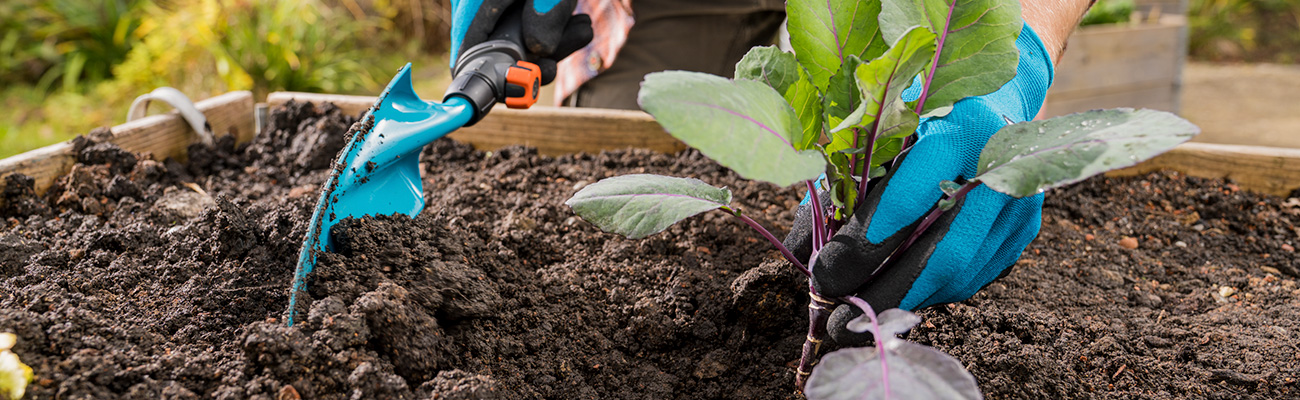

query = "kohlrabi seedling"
[{"left": 566, "top": 0, "right": 1199, "bottom": 396}]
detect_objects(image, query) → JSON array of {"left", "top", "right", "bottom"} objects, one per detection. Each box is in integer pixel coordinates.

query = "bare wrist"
[{"left": 1020, "top": 0, "right": 1094, "bottom": 64}]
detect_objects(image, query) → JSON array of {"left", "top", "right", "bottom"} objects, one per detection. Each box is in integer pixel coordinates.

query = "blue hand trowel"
[{"left": 286, "top": 12, "right": 541, "bottom": 325}]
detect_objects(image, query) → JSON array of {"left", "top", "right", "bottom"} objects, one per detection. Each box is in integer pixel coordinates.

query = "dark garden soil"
[{"left": 1, "top": 101, "right": 1297, "bottom": 399}]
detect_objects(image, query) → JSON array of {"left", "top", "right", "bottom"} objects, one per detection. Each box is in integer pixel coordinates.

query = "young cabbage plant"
[{"left": 566, "top": 0, "right": 1199, "bottom": 395}]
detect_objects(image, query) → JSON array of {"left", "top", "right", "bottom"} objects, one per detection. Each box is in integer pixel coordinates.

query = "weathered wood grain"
[{"left": 0, "top": 91, "right": 254, "bottom": 196}]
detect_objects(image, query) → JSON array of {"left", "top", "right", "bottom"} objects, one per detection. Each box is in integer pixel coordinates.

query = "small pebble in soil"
[
  {"left": 1219, "top": 286, "right": 1237, "bottom": 298},
  {"left": 1175, "top": 241, "right": 1187, "bottom": 247},
  {"left": 1085, "top": 233, "right": 1095, "bottom": 241},
  {"left": 1119, "top": 237, "right": 1139, "bottom": 249},
  {"left": 1283, "top": 244, "right": 1295, "bottom": 252}
]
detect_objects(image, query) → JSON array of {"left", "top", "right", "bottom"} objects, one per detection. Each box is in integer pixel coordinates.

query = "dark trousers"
[{"left": 564, "top": 4, "right": 785, "bottom": 110}]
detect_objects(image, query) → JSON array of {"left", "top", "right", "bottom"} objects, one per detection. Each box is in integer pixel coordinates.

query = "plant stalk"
[
  {"left": 796, "top": 292, "right": 835, "bottom": 390},
  {"left": 805, "top": 180, "right": 828, "bottom": 257},
  {"left": 843, "top": 296, "right": 890, "bottom": 400},
  {"left": 732, "top": 210, "right": 810, "bottom": 278},
  {"left": 855, "top": 126, "right": 878, "bottom": 208},
  {"left": 849, "top": 127, "right": 861, "bottom": 176},
  {"left": 870, "top": 181, "right": 978, "bottom": 278}
]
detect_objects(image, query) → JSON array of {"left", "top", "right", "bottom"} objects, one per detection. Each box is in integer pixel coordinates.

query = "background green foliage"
[
  {"left": 0, "top": 0, "right": 149, "bottom": 91},
  {"left": 0, "top": 0, "right": 1292, "bottom": 159},
  {"left": 1188, "top": 0, "right": 1300, "bottom": 63},
  {"left": 1080, "top": 0, "right": 1135, "bottom": 26},
  {"left": 0, "top": 0, "right": 452, "bottom": 158}
]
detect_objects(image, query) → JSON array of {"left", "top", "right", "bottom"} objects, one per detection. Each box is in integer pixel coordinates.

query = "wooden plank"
[
  {"left": 6, "top": 87, "right": 1298, "bottom": 205},
  {"left": 1052, "top": 21, "right": 1182, "bottom": 94},
  {"left": 0, "top": 91, "right": 255, "bottom": 196},
  {"left": 0, "top": 142, "right": 75, "bottom": 198},
  {"left": 112, "top": 91, "right": 257, "bottom": 161},
  {"left": 1041, "top": 17, "right": 1186, "bottom": 118},
  {"left": 1040, "top": 83, "right": 1178, "bottom": 117},
  {"left": 266, "top": 91, "right": 684, "bottom": 156},
  {"left": 1134, "top": 0, "right": 1187, "bottom": 17},
  {"left": 452, "top": 106, "right": 682, "bottom": 155},
  {"left": 1108, "top": 142, "right": 1300, "bottom": 196}
]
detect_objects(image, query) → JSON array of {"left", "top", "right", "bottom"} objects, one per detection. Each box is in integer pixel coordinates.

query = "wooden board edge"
[
  {"left": 1107, "top": 142, "right": 1300, "bottom": 197},
  {"left": 0, "top": 90, "right": 255, "bottom": 198},
  {"left": 267, "top": 91, "right": 682, "bottom": 156},
  {"left": 1072, "top": 13, "right": 1186, "bottom": 36}
]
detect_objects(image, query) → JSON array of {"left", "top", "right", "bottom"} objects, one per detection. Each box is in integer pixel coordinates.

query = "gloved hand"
[
  {"left": 783, "top": 24, "right": 1055, "bottom": 345},
  {"left": 450, "top": 0, "right": 593, "bottom": 84}
]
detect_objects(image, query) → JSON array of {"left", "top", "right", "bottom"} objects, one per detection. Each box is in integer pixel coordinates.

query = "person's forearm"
[{"left": 1020, "top": 0, "right": 1093, "bottom": 64}]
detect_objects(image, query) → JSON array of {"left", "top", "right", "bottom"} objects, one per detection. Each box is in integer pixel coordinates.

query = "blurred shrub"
[
  {"left": 336, "top": 0, "right": 453, "bottom": 54},
  {"left": 113, "top": 0, "right": 395, "bottom": 100},
  {"left": 1081, "top": 0, "right": 1135, "bottom": 26},
  {"left": 0, "top": 0, "right": 150, "bottom": 91},
  {"left": 1, "top": 0, "right": 442, "bottom": 158},
  {"left": 1190, "top": 0, "right": 1300, "bottom": 63},
  {"left": 208, "top": 0, "right": 391, "bottom": 99}
]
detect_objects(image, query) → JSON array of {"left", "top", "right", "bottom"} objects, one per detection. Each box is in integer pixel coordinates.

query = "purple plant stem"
[
  {"left": 806, "top": 180, "right": 828, "bottom": 258},
  {"left": 796, "top": 292, "right": 835, "bottom": 390},
  {"left": 732, "top": 211, "right": 810, "bottom": 278},
  {"left": 843, "top": 296, "right": 890, "bottom": 400},
  {"left": 849, "top": 127, "right": 861, "bottom": 180},
  {"left": 913, "top": 0, "right": 956, "bottom": 117},
  {"left": 899, "top": 0, "right": 961, "bottom": 170},
  {"left": 855, "top": 127, "right": 878, "bottom": 208},
  {"left": 870, "top": 181, "right": 978, "bottom": 278}
]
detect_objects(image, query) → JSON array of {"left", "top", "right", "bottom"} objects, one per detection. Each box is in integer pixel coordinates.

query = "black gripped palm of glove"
[
  {"left": 783, "top": 153, "right": 967, "bottom": 345},
  {"left": 450, "top": 0, "right": 593, "bottom": 85}
]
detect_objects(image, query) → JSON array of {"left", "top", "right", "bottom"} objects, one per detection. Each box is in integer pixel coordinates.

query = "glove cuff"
[{"left": 1013, "top": 22, "right": 1056, "bottom": 120}]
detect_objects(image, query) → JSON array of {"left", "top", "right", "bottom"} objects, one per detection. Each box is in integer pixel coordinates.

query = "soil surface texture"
[{"left": 1, "top": 101, "right": 1297, "bottom": 399}]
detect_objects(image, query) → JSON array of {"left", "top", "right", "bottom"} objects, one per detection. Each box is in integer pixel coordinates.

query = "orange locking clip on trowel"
[{"left": 286, "top": 10, "right": 540, "bottom": 325}]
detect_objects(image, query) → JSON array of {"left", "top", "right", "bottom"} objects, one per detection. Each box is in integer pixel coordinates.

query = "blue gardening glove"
[
  {"left": 783, "top": 24, "right": 1054, "bottom": 345},
  {"left": 450, "top": 0, "right": 592, "bottom": 84}
]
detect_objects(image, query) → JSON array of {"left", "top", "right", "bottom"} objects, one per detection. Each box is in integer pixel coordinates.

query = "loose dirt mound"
[{"left": 1, "top": 102, "right": 1295, "bottom": 399}]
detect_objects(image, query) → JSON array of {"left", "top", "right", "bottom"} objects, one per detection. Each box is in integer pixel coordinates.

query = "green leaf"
[
  {"left": 787, "top": 0, "right": 889, "bottom": 89},
  {"left": 976, "top": 108, "right": 1200, "bottom": 198},
  {"left": 734, "top": 46, "right": 801, "bottom": 94},
  {"left": 876, "top": 99, "right": 920, "bottom": 140},
  {"left": 785, "top": 71, "right": 824, "bottom": 151},
  {"left": 871, "top": 136, "right": 904, "bottom": 166},
  {"left": 823, "top": 55, "right": 865, "bottom": 132},
  {"left": 639, "top": 71, "right": 826, "bottom": 187},
  {"left": 565, "top": 174, "right": 733, "bottom": 239},
  {"left": 920, "top": 105, "right": 954, "bottom": 119},
  {"left": 939, "top": 180, "right": 962, "bottom": 196},
  {"left": 828, "top": 26, "right": 934, "bottom": 154},
  {"left": 833, "top": 26, "right": 935, "bottom": 135},
  {"left": 938, "top": 197, "right": 958, "bottom": 210},
  {"left": 735, "top": 47, "right": 824, "bottom": 151},
  {"left": 869, "top": 165, "right": 887, "bottom": 179},
  {"left": 880, "top": 0, "right": 1023, "bottom": 115},
  {"left": 823, "top": 150, "right": 858, "bottom": 209}
]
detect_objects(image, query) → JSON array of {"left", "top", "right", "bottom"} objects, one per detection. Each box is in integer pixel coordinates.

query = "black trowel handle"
[{"left": 444, "top": 8, "right": 541, "bottom": 127}]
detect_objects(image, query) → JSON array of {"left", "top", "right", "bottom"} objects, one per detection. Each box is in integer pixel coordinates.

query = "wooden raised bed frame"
[
  {"left": 1, "top": 91, "right": 1297, "bottom": 202},
  {"left": 1040, "top": 15, "right": 1187, "bottom": 118}
]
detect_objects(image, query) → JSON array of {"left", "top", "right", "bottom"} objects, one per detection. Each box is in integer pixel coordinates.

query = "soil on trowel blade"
[{"left": 1, "top": 101, "right": 1297, "bottom": 399}]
